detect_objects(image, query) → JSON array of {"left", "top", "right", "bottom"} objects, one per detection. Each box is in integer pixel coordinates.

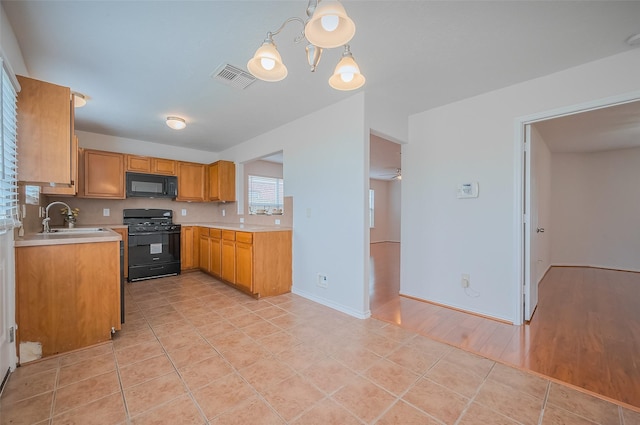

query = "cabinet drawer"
[
  {"left": 198, "top": 227, "right": 210, "bottom": 237},
  {"left": 209, "top": 228, "right": 222, "bottom": 239},
  {"left": 222, "top": 230, "right": 235, "bottom": 241},
  {"left": 236, "top": 232, "right": 253, "bottom": 244}
]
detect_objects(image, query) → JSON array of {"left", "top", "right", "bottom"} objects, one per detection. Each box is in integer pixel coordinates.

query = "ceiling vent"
[{"left": 212, "top": 64, "right": 256, "bottom": 89}]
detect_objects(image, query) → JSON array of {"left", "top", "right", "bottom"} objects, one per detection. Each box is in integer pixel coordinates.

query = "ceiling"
[
  {"left": 3, "top": 1, "right": 640, "bottom": 156},
  {"left": 534, "top": 100, "right": 640, "bottom": 153}
]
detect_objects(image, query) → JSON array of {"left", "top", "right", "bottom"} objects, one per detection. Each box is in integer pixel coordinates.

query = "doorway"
[
  {"left": 369, "top": 134, "right": 402, "bottom": 311},
  {"left": 520, "top": 96, "right": 640, "bottom": 323}
]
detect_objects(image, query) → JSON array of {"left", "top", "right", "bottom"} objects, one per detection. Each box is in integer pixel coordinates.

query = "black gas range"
[{"left": 123, "top": 209, "right": 181, "bottom": 281}]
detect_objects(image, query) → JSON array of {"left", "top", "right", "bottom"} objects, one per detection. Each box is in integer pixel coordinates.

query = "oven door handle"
[{"left": 128, "top": 231, "right": 181, "bottom": 236}]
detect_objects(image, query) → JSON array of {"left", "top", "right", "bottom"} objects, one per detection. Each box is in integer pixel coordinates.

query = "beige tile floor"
[{"left": 2, "top": 272, "right": 639, "bottom": 425}]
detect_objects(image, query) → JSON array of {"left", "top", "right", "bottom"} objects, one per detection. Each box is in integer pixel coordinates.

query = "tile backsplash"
[{"left": 20, "top": 192, "right": 293, "bottom": 234}]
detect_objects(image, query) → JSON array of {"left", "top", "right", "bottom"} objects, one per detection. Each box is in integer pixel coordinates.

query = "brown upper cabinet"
[
  {"left": 176, "top": 161, "right": 206, "bottom": 202},
  {"left": 78, "top": 149, "right": 125, "bottom": 199},
  {"left": 42, "top": 134, "right": 78, "bottom": 196},
  {"left": 126, "top": 155, "right": 177, "bottom": 176},
  {"left": 16, "top": 76, "right": 75, "bottom": 187},
  {"left": 208, "top": 160, "right": 236, "bottom": 202}
]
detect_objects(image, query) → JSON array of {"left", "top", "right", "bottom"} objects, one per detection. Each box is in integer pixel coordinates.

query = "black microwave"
[{"left": 126, "top": 172, "right": 178, "bottom": 199}]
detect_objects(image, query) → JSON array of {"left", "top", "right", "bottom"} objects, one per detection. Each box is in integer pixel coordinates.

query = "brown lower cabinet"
[
  {"left": 181, "top": 226, "right": 198, "bottom": 271},
  {"left": 15, "top": 241, "right": 121, "bottom": 359},
  {"left": 197, "top": 227, "right": 292, "bottom": 298}
]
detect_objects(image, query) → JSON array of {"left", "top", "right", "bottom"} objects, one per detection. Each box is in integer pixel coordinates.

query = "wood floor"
[{"left": 370, "top": 242, "right": 640, "bottom": 410}]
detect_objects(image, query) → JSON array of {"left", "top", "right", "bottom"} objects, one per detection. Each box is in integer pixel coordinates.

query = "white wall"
[
  {"left": 404, "top": 50, "right": 640, "bottom": 323},
  {"left": 77, "top": 131, "right": 219, "bottom": 164},
  {"left": 370, "top": 179, "right": 401, "bottom": 243},
  {"left": 551, "top": 147, "right": 640, "bottom": 272},
  {"left": 221, "top": 94, "right": 369, "bottom": 318},
  {"left": 1, "top": 4, "right": 28, "bottom": 76}
]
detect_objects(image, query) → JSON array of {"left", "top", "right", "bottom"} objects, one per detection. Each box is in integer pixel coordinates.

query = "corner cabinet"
[
  {"left": 208, "top": 160, "right": 236, "bottom": 202},
  {"left": 78, "top": 149, "right": 125, "bottom": 199},
  {"left": 16, "top": 75, "right": 75, "bottom": 187},
  {"left": 176, "top": 161, "right": 206, "bottom": 202},
  {"left": 197, "top": 227, "right": 292, "bottom": 298}
]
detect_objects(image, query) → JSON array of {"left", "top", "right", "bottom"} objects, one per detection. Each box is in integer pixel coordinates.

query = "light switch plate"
[{"left": 103, "top": 208, "right": 110, "bottom": 217}]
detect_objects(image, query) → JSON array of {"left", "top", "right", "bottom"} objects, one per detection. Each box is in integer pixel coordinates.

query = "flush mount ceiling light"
[
  {"left": 247, "top": 0, "right": 364, "bottom": 91},
  {"left": 626, "top": 33, "right": 640, "bottom": 46},
  {"left": 166, "top": 116, "right": 186, "bottom": 130},
  {"left": 71, "top": 91, "right": 87, "bottom": 108}
]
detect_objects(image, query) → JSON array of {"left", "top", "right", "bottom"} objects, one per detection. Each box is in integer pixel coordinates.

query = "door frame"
[{"left": 513, "top": 90, "right": 640, "bottom": 325}]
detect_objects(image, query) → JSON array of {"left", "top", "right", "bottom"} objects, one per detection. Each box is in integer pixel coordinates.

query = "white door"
[{"left": 524, "top": 124, "right": 539, "bottom": 321}]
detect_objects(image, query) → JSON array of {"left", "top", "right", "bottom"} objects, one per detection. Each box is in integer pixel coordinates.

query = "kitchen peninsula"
[{"left": 14, "top": 229, "right": 122, "bottom": 361}]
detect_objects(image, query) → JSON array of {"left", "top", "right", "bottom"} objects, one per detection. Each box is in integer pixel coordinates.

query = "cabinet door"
[
  {"left": 82, "top": 150, "right": 125, "bottom": 198},
  {"left": 181, "top": 226, "right": 197, "bottom": 270},
  {"left": 152, "top": 158, "right": 177, "bottom": 175},
  {"left": 177, "top": 162, "right": 206, "bottom": 202},
  {"left": 199, "top": 232, "right": 210, "bottom": 274},
  {"left": 221, "top": 237, "right": 236, "bottom": 284},
  {"left": 208, "top": 160, "right": 236, "bottom": 202},
  {"left": 126, "top": 155, "right": 151, "bottom": 173},
  {"left": 42, "top": 134, "right": 78, "bottom": 196},
  {"left": 235, "top": 242, "right": 253, "bottom": 292},
  {"left": 17, "top": 75, "right": 73, "bottom": 185},
  {"left": 210, "top": 235, "right": 222, "bottom": 277}
]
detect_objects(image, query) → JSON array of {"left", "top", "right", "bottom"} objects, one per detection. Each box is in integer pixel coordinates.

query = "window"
[
  {"left": 248, "top": 175, "right": 284, "bottom": 214},
  {"left": 0, "top": 59, "right": 19, "bottom": 233},
  {"left": 369, "top": 189, "right": 375, "bottom": 228}
]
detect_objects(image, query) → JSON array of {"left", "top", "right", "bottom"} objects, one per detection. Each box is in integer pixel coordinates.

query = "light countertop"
[
  {"left": 15, "top": 227, "right": 122, "bottom": 247},
  {"left": 182, "top": 223, "right": 292, "bottom": 232}
]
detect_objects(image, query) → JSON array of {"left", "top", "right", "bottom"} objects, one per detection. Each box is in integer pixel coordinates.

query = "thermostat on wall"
[{"left": 457, "top": 182, "right": 479, "bottom": 199}]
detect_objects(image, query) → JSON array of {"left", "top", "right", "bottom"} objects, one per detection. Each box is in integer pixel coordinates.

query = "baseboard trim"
[
  {"left": 399, "top": 293, "right": 513, "bottom": 325},
  {"left": 291, "top": 287, "right": 371, "bottom": 319},
  {"left": 551, "top": 264, "right": 640, "bottom": 274}
]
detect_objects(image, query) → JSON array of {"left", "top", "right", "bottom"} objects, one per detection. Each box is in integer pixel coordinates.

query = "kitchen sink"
[
  {"left": 49, "top": 227, "right": 105, "bottom": 233},
  {"left": 40, "top": 227, "right": 107, "bottom": 234}
]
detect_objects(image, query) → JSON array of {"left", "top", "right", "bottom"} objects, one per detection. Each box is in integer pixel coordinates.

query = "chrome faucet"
[{"left": 42, "top": 201, "right": 72, "bottom": 233}]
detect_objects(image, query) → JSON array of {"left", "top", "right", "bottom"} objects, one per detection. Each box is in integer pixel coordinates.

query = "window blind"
[
  {"left": 0, "top": 58, "right": 20, "bottom": 232},
  {"left": 248, "top": 175, "right": 284, "bottom": 212}
]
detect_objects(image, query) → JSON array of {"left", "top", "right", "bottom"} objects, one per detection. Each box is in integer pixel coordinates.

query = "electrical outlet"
[
  {"left": 275, "top": 219, "right": 281, "bottom": 225},
  {"left": 461, "top": 274, "right": 470, "bottom": 288},
  {"left": 317, "top": 274, "right": 328, "bottom": 288},
  {"left": 181, "top": 209, "right": 187, "bottom": 216},
  {"left": 222, "top": 209, "right": 226, "bottom": 217},
  {"left": 239, "top": 217, "right": 244, "bottom": 223},
  {"left": 103, "top": 208, "right": 110, "bottom": 217}
]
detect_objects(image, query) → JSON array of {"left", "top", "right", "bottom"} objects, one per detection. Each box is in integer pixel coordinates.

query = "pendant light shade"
[
  {"left": 305, "top": 0, "right": 355, "bottom": 49},
  {"left": 247, "top": 39, "right": 288, "bottom": 82},
  {"left": 328, "top": 45, "right": 365, "bottom": 91}
]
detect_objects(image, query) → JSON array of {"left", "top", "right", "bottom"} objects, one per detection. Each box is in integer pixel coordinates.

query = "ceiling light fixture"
[
  {"left": 166, "top": 116, "right": 186, "bottom": 130},
  {"left": 247, "top": 0, "right": 364, "bottom": 91},
  {"left": 626, "top": 33, "right": 640, "bottom": 46},
  {"left": 72, "top": 91, "right": 87, "bottom": 108}
]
